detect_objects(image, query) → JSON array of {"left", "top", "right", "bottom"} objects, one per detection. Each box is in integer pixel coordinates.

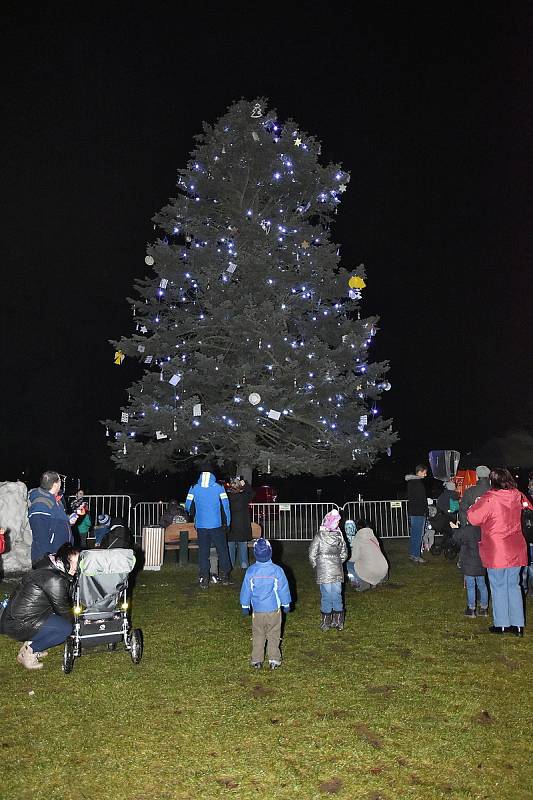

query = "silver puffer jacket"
[{"left": 308, "top": 528, "right": 348, "bottom": 584}]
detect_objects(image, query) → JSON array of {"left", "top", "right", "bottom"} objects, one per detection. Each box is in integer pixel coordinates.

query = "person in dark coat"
[
  {"left": 97, "top": 518, "right": 132, "bottom": 549},
  {"left": 0, "top": 543, "right": 80, "bottom": 670},
  {"left": 227, "top": 478, "right": 253, "bottom": 569},
  {"left": 158, "top": 500, "right": 190, "bottom": 528},
  {"left": 405, "top": 464, "right": 429, "bottom": 564}
]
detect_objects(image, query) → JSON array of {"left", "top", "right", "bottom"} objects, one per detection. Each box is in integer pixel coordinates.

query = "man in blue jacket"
[
  {"left": 28, "top": 471, "right": 74, "bottom": 567},
  {"left": 185, "top": 469, "right": 232, "bottom": 589}
]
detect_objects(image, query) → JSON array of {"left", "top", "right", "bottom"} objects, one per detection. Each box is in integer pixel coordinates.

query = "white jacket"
[{"left": 349, "top": 527, "right": 388, "bottom": 585}]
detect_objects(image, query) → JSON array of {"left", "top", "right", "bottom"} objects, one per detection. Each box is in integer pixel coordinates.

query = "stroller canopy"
[{"left": 77, "top": 549, "right": 136, "bottom": 613}]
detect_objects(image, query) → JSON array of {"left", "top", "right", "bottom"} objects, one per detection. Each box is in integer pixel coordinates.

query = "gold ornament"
[{"left": 348, "top": 275, "right": 366, "bottom": 289}]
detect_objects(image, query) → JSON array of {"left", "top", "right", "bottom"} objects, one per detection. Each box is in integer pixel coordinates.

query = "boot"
[
  {"left": 220, "top": 573, "right": 234, "bottom": 586},
  {"left": 16, "top": 642, "right": 44, "bottom": 670},
  {"left": 199, "top": 576, "right": 209, "bottom": 590},
  {"left": 331, "top": 611, "right": 345, "bottom": 630},
  {"left": 319, "top": 612, "right": 332, "bottom": 631}
]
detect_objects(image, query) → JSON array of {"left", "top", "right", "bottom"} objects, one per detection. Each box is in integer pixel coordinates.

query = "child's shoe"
[
  {"left": 269, "top": 660, "right": 281, "bottom": 670},
  {"left": 464, "top": 607, "right": 476, "bottom": 618},
  {"left": 251, "top": 662, "right": 263, "bottom": 670},
  {"left": 477, "top": 607, "right": 489, "bottom": 617}
]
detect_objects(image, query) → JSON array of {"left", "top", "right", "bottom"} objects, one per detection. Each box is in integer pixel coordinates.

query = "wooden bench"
[{"left": 164, "top": 522, "right": 262, "bottom": 567}]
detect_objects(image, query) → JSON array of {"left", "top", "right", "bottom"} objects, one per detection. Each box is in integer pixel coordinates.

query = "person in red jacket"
[{"left": 467, "top": 468, "right": 532, "bottom": 636}]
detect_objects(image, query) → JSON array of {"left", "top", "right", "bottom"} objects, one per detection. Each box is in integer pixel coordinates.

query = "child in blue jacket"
[{"left": 240, "top": 538, "right": 291, "bottom": 670}]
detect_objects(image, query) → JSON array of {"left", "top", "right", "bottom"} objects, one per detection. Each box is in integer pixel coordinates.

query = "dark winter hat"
[
  {"left": 253, "top": 538, "right": 272, "bottom": 562},
  {"left": 476, "top": 465, "right": 490, "bottom": 478},
  {"left": 97, "top": 513, "right": 110, "bottom": 525}
]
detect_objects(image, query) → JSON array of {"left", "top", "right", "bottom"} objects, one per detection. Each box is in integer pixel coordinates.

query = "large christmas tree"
[{"left": 108, "top": 99, "right": 396, "bottom": 478}]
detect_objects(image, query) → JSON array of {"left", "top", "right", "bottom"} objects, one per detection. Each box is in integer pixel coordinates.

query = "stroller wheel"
[
  {"left": 430, "top": 542, "right": 442, "bottom": 555},
  {"left": 129, "top": 629, "right": 143, "bottom": 665},
  {"left": 62, "top": 638, "right": 75, "bottom": 674},
  {"left": 444, "top": 544, "right": 458, "bottom": 561}
]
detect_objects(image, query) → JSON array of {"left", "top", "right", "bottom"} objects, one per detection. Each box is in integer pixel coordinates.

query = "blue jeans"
[
  {"left": 228, "top": 540, "right": 249, "bottom": 569},
  {"left": 346, "top": 563, "right": 372, "bottom": 591},
  {"left": 408, "top": 516, "right": 426, "bottom": 557},
  {"left": 197, "top": 527, "right": 231, "bottom": 579},
  {"left": 487, "top": 567, "right": 524, "bottom": 627},
  {"left": 30, "top": 614, "right": 72, "bottom": 652},
  {"left": 319, "top": 582, "right": 343, "bottom": 613},
  {"left": 465, "top": 575, "right": 488, "bottom": 609}
]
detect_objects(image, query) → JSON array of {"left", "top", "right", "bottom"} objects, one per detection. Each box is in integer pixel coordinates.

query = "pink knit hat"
[{"left": 321, "top": 509, "right": 341, "bottom": 531}]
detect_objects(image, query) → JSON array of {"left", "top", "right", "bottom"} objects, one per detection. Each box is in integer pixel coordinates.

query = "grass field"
[{"left": 1, "top": 540, "right": 532, "bottom": 800}]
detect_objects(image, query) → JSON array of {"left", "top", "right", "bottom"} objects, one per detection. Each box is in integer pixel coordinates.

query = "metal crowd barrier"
[
  {"left": 127, "top": 499, "right": 409, "bottom": 543},
  {"left": 67, "top": 495, "right": 132, "bottom": 543}
]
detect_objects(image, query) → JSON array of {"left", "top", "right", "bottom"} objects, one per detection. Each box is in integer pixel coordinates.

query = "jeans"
[
  {"left": 465, "top": 575, "right": 488, "bottom": 609},
  {"left": 29, "top": 613, "right": 72, "bottom": 652},
  {"left": 197, "top": 527, "right": 231, "bottom": 579},
  {"left": 228, "top": 540, "right": 249, "bottom": 569},
  {"left": 319, "top": 582, "right": 343, "bottom": 613},
  {"left": 408, "top": 516, "right": 426, "bottom": 558},
  {"left": 346, "top": 563, "right": 372, "bottom": 592},
  {"left": 487, "top": 567, "right": 524, "bottom": 627}
]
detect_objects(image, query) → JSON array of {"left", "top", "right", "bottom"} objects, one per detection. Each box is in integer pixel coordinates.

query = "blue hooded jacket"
[
  {"left": 185, "top": 472, "right": 231, "bottom": 529},
  {"left": 28, "top": 488, "right": 73, "bottom": 564},
  {"left": 240, "top": 559, "right": 292, "bottom": 613}
]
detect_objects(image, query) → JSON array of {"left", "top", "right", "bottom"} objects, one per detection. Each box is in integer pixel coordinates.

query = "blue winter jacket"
[
  {"left": 28, "top": 488, "right": 73, "bottom": 564},
  {"left": 185, "top": 472, "right": 231, "bottom": 529},
  {"left": 240, "top": 559, "right": 292, "bottom": 613}
]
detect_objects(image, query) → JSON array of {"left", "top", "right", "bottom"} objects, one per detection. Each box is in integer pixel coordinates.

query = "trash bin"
[{"left": 142, "top": 526, "right": 164, "bottom": 570}]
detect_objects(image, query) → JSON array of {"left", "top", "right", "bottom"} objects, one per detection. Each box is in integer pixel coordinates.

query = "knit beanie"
[
  {"left": 444, "top": 481, "right": 456, "bottom": 491},
  {"left": 321, "top": 509, "right": 341, "bottom": 531},
  {"left": 476, "top": 465, "right": 490, "bottom": 478},
  {"left": 97, "top": 513, "right": 110, "bottom": 525},
  {"left": 253, "top": 538, "right": 272, "bottom": 562},
  {"left": 344, "top": 519, "right": 356, "bottom": 537}
]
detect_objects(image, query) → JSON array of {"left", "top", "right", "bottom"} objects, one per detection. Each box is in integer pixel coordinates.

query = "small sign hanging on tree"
[
  {"left": 159, "top": 278, "right": 168, "bottom": 289},
  {"left": 145, "top": 255, "right": 154, "bottom": 266},
  {"left": 267, "top": 409, "right": 281, "bottom": 421},
  {"left": 193, "top": 403, "right": 202, "bottom": 417},
  {"left": 168, "top": 373, "right": 181, "bottom": 386},
  {"left": 121, "top": 412, "right": 129, "bottom": 423},
  {"left": 137, "top": 344, "right": 145, "bottom": 353},
  {"left": 250, "top": 103, "right": 263, "bottom": 118},
  {"left": 144, "top": 355, "right": 153, "bottom": 364},
  {"left": 155, "top": 430, "right": 168, "bottom": 440}
]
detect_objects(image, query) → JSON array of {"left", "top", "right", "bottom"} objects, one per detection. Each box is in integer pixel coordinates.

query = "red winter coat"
[{"left": 467, "top": 488, "right": 531, "bottom": 569}]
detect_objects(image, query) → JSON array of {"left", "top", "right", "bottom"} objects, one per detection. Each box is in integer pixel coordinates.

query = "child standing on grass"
[
  {"left": 309, "top": 509, "right": 348, "bottom": 631},
  {"left": 239, "top": 538, "right": 291, "bottom": 671}
]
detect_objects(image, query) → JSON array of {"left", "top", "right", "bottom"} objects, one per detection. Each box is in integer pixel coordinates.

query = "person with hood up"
[
  {"left": 467, "top": 468, "right": 532, "bottom": 636},
  {"left": 239, "top": 538, "right": 291, "bottom": 670},
  {"left": 227, "top": 477, "right": 253, "bottom": 570},
  {"left": 309, "top": 509, "right": 348, "bottom": 631},
  {"left": 0, "top": 543, "right": 80, "bottom": 670},
  {"left": 93, "top": 514, "right": 111, "bottom": 547},
  {"left": 346, "top": 523, "right": 389, "bottom": 591},
  {"left": 405, "top": 464, "right": 429, "bottom": 564},
  {"left": 453, "top": 466, "right": 491, "bottom": 617},
  {"left": 97, "top": 517, "right": 132, "bottom": 549},
  {"left": 185, "top": 468, "right": 232, "bottom": 589}
]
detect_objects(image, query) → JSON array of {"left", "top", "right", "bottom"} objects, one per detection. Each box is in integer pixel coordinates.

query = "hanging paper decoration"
[
  {"left": 145, "top": 255, "right": 154, "bottom": 266},
  {"left": 359, "top": 414, "right": 368, "bottom": 428},
  {"left": 168, "top": 374, "right": 181, "bottom": 386},
  {"left": 121, "top": 412, "right": 129, "bottom": 423},
  {"left": 159, "top": 278, "right": 168, "bottom": 289},
  {"left": 260, "top": 220, "right": 271, "bottom": 234},
  {"left": 140, "top": 325, "right": 148, "bottom": 334},
  {"left": 173, "top": 418, "right": 178, "bottom": 432},
  {"left": 144, "top": 355, "right": 153, "bottom": 364},
  {"left": 137, "top": 345, "right": 145, "bottom": 353},
  {"left": 267, "top": 458, "right": 271, "bottom": 474},
  {"left": 348, "top": 275, "right": 366, "bottom": 289},
  {"left": 155, "top": 431, "right": 168, "bottom": 440},
  {"left": 114, "top": 350, "right": 125, "bottom": 365},
  {"left": 226, "top": 262, "right": 237, "bottom": 274},
  {"left": 294, "top": 137, "right": 302, "bottom": 147},
  {"left": 267, "top": 409, "right": 281, "bottom": 421},
  {"left": 348, "top": 289, "right": 360, "bottom": 300},
  {"left": 248, "top": 392, "right": 261, "bottom": 406},
  {"left": 338, "top": 184, "right": 347, "bottom": 193},
  {"left": 251, "top": 131, "right": 259, "bottom": 142},
  {"left": 301, "top": 240, "right": 310, "bottom": 249},
  {"left": 193, "top": 403, "right": 202, "bottom": 417},
  {"left": 380, "top": 381, "right": 392, "bottom": 392},
  {"left": 250, "top": 103, "right": 263, "bottom": 118},
  {"left": 123, "top": 443, "right": 127, "bottom": 454},
  {"left": 105, "top": 426, "right": 110, "bottom": 437}
]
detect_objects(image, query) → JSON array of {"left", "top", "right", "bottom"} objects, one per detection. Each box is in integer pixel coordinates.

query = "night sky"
[{"left": 2, "top": 4, "right": 532, "bottom": 493}]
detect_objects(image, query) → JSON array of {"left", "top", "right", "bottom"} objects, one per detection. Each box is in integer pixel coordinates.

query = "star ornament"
[
  {"left": 294, "top": 137, "right": 302, "bottom": 147},
  {"left": 301, "top": 240, "right": 310, "bottom": 249},
  {"left": 338, "top": 184, "right": 347, "bottom": 193}
]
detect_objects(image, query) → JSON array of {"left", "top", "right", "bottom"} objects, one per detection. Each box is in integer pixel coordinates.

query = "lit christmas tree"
[{"left": 107, "top": 99, "right": 396, "bottom": 478}]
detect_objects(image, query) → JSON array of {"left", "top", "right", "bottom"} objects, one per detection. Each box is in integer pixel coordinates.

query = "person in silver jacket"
[{"left": 309, "top": 509, "right": 348, "bottom": 631}]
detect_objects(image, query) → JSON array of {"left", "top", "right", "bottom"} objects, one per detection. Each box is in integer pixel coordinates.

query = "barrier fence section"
[{"left": 129, "top": 499, "right": 409, "bottom": 543}]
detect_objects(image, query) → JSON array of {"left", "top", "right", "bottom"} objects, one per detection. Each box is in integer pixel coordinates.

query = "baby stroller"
[{"left": 62, "top": 548, "right": 143, "bottom": 674}]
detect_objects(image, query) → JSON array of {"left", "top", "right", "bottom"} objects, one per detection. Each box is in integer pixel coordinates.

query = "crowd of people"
[{"left": 1, "top": 462, "right": 532, "bottom": 672}]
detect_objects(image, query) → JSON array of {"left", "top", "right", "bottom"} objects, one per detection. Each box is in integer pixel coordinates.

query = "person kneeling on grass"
[
  {"left": 309, "top": 509, "right": 348, "bottom": 631},
  {"left": 0, "top": 543, "right": 80, "bottom": 670},
  {"left": 346, "top": 522, "right": 389, "bottom": 592},
  {"left": 239, "top": 538, "right": 291, "bottom": 671}
]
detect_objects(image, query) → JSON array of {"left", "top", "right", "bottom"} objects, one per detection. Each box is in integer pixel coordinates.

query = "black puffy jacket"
[{"left": 0, "top": 556, "right": 74, "bottom": 642}]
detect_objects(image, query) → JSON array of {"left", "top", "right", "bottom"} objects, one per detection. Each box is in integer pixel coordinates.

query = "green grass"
[{"left": 1, "top": 541, "right": 532, "bottom": 800}]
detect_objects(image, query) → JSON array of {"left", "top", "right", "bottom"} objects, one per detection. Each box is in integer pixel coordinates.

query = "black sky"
[{"left": 2, "top": 3, "right": 532, "bottom": 489}]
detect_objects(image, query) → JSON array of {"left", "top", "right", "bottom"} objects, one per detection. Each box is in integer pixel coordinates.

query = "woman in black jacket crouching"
[{"left": 0, "top": 543, "right": 80, "bottom": 670}]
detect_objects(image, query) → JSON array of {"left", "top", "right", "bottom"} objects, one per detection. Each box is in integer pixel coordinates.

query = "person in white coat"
[{"left": 347, "top": 524, "right": 388, "bottom": 591}]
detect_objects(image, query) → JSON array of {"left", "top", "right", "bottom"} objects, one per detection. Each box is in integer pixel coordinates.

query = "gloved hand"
[{"left": 241, "top": 608, "right": 249, "bottom": 616}]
